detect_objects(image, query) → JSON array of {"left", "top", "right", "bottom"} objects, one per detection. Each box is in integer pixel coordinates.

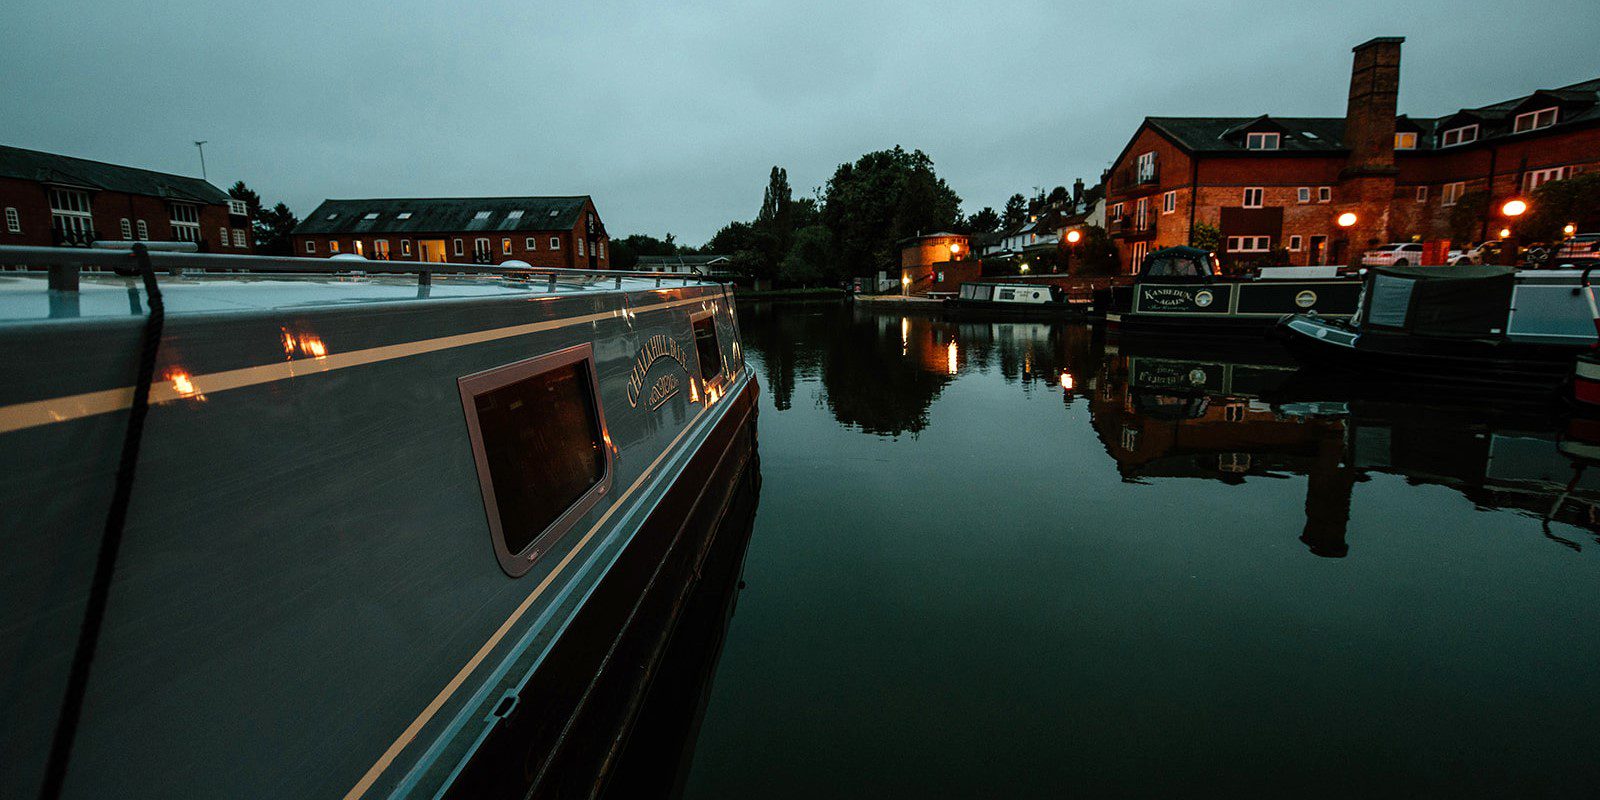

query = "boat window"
[
  {"left": 459, "top": 346, "right": 611, "bottom": 577},
  {"left": 1146, "top": 256, "right": 1205, "bottom": 278},
  {"left": 693, "top": 313, "right": 723, "bottom": 381},
  {"left": 999, "top": 289, "right": 1016, "bottom": 300}
]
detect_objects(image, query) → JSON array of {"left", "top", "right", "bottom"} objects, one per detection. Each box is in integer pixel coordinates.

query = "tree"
[
  {"left": 965, "top": 207, "right": 1001, "bottom": 235},
  {"left": 1073, "top": 225, "right": 1120, "bottom": 276},
  {"left": 820, "top": 146, "right": 961, "bottom": 279},
  {"left": 1189, "top": 221, "right": 1222, "bottom": 253},
  {"left": 780, "top": 224, "right": 834, "bottom": 284},
  {"left": 1047, "top": 185, "right": 1071, "bottom": 206},
  {"left": 1449, "top": 190, "right": 1492, "bottom": 244},
  {"left": 1002, "top": 193, "right": 1027, "bottom": 228},
  {"left": 229, "top": 181, "right": 298, "bottom": 255},
  {"left": 610, "top": 233, "right": 679, "bottom": 267},
  {"left": 747, "top": 166, "right": 795, "bottom": 280},
  {"left": 1524, "top": 173, "right": 1600, "bottom": 242}
]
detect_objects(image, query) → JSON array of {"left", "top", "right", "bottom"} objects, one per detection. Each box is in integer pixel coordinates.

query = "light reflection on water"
[{"left": 683, "top": 300, "right": 1600, "bottom": 798}]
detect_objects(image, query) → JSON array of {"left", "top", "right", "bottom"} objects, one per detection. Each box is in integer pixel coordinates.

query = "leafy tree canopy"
[
  {"left": 964, "top": 207, "right": 1001, "bottom": 235},
  {"left": 821, "top": 146, "right": 961, "bottom": 278},
  {"left": 230, "top": 182, "right": 297, "bottom": 255}
]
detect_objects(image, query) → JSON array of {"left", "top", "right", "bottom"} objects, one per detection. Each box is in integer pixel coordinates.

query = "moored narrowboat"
[
  {"left": 1105, "top": 245, "right": 1362, "bottom": 335},
  {"left": 1277, "top": 264, "right": 1598, "bottom": 391},
  {"left": 943, "top": 280, "right": 1090, "bottom": 318},
  {"left": 0, "top": 243, "right": 759, "bottom": 799}
]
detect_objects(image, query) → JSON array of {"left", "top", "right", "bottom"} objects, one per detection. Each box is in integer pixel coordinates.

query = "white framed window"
[
  {"left": 373, "top": 239, "right": 389, "bottom": 259},
  {"left": 1289, "top": 235, "right": 1303, "bottom": 251},
  {"left": 1162, "top": 191, "right": 1176, "bottom": 214},
  {"left": 1242, "top": 187, "right": 1264, "bottom": 208},
  {"left": 219, "top": 227, "right": 229, "bottom": 246},
  {"left": 136, "top": 220, "right": 148, "bottom": 240},
  {"left": 50, "top": 188, "right": 95, "bottom": 241},
  {"left": 233, "top": 229, "right": 247, "bottom": 248},
  {"left": 1245, "top": 132, "right": 1280, "bottom": 150},
  {"left": 354, "top": 240, "right": 364, "bottom": 256},
  {"left": 305, "top": 239, "right": 316, "bottom": 254},
  {"left": 1441, "top": 124, "right": 1478, "bottom": 147},
  {"left": 168, "top": 202, "right": 200, "bottom": 243},
  {"left": 4, "top": 207, "right": 18, "bottom": 234},
  {"left": 1226, "top": 235, "right": 1271, "bottom": 252},
  {"left": 1442, "top": 182, "right": 1465, "bottom": 207},
  {"left": 1135, "top": 197, "right": 1149, "bottom": 230},
  {"left": 520, "top": 237, "right": 533, "bottom": 250},
  {"left": 598, "top": 241, "right": 606, "bottom": 259},
  {"left": 1297, "top": 187, "right": 1311, "bottom": 204},
  {"left": 1513, "top": 107, "right": 1558, "bottom": 133},
  {"left": 1317, "top": 186, "right": 1331, "bottom": 203},
  {"left": 473, "top": 237, "right": 491, "bottom": 261},
  {"left": 120, "top": 218, "right": 132, "bottom": 239},
  {"left": 578, "top": 238, "right": 586, "bottom": 257},
  {"left": 1525, "top": 166, "right": 1568, "bottom": 192},
  {"left": 1394, "top": 132, "right": 1418, "bottom": 150},
  {"left": 1416, "top": 186, "right": 1428, "bottom": 202},
  {"left": 329, "top": 240, "right": 340, "bottom": 253},
  {"left": 227, "top": 199, "right": 248, "bottom": 216},
  {"left": 1136, "top": 151, "right": 1156, "bottom": 182},
  {"left": 401, "top": 239, "right": 412, "bottom": 256},
  {"left": 502, "top": 238, "right": 512, "bottom": 256},
  {"left": 1111, "top": 203, "right": 1124, "bottom": 221},
  {"left": 453, "top": 238, "right": 464, "bottom": 256},
  {"left": 550, "top": 236, "right": 561, "bottom": 250}
]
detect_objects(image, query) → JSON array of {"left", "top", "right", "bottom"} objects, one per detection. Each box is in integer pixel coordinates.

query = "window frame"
[
  {"left": 1297, "top": 187, "right": 1311, "bottom": 204},
  {"left": 233, "top": 229, "right": 247, "bottom": 248},
  {"left": 135, "top": 220, "right": 148, "bottom": 240},
  {"left": 525, "top": 237, "right": 537, "bottom": 250},
  {"left": 1317, "top": 186, "right": 1331, "bottom": 203},
  {"left": 1442, "top": 182, "right": 1465, "bottom": 207},
  {"left": 502, "top": 237, "right": 513, "bottom": 256},
  {"left": 219, "top": 227, "right": 229, "bottom": 246},
  {"left": 1242, "top": 187, "right": 1264, "bottom": 208},
  {"left": 1289, "top": 235, "right": 1303, "bottom": 252},
  {"left": 457, "top": 343, "right": 614, "bottom": 578},
  {"left": 1394, "top": 131, "right": 1418, "bottom": 150},
  {"left": 1245, "top": 132, "right": 1280, "bottom": 151},
  {"left": 453, "top": 238, "right": 464, "bottom": 257},
  {"left": 1441, "top": 124, "right": 1478, "bottom": 147},
  {"left": 1162, "top": 191, "right": 1176, "bottom": 214},
  {"left": 690, "top": 308, "right": 728, "bottom": 393},
  {"left": 1513, "top": 107, "right": 1558, "bottom": 133},
  {"left": 1226, "top": 235, "right": 1271, "bottom": 253},
  {"left": 550, "top": 236, "right": 561, "bottom": 250},
  {"left": 120, "top": 218, "right": 132, "bottom": 239},
  {"left": 401, "top": 239, "right": 412, "bottom": 256},
  {"left": 227, "top": 198, "right": 249, "bottom": 216},
  {"left": 306, "top": 239, "right": 317, "bottom": 254},
  {"left": 1416, "top": 186, "right": 1428, "bottom": 203},
  {"left": 4, "top": 207, "right": 19, "bottom": 234}
]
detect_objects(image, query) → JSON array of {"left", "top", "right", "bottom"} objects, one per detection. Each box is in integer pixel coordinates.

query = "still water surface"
[{"left": 682, "top": 300, "right": 1600, "bottom": 797}]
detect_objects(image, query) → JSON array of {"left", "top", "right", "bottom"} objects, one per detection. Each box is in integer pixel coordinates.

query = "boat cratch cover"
[
  {"left": 1360, "top": 264, "right": 1515, "bottom": 338},
  {"left": 1140, "top": 246, "right": 1218, "bottom": 280}
]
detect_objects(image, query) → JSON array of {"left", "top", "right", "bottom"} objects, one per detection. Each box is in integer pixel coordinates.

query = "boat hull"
[
  {"left": 942, "top": 298, "right": 1092, "bottom": 319},
  {"left": 1111, "top": 277, "right": 1361, "bottom": 335}
]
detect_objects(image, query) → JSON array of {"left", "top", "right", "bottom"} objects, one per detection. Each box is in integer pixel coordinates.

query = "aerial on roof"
[
  {"left": 0, "top": 144, "right": 228, "bottom": 204},
  {"left": 292, "top": 196, "right": 597, "bottom": 236}
]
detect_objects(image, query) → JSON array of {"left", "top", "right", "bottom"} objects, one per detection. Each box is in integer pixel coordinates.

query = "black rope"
[{"left": 38, "top": 244, "right": 164, "bottom": 800}]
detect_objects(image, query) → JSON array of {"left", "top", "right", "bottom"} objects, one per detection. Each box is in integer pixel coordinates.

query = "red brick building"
[
  {"left": 1104, "top": 37, "right": 1600, "bottom": 269},
  {"left": 0, "top": 144, "right": 251, "bottom": 253},
  {"left": 290, "top": 196, "right": 609, "bottom": 269}
]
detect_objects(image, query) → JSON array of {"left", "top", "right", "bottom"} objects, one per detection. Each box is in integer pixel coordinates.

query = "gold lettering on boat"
[{"left": 626, "top": 334, "right": 691, "bottom": 409}]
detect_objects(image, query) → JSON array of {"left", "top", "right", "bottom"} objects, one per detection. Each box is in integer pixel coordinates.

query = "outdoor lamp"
[
  {"left": 1337, "top": 212, "right": 1358, "bottom": 228},
  {"left": 1066, "top": 230, "right": 1082, "bottom": 244},
  {"left": 1501, "top": 199, "right": 1528, "bottom": 217},
  {"left": 1564, "top": 223, "right": 1577, "bottom": 237},
  {"left": 949, "top": 242, "right": 962, "bottom": 256},
  {"left": 1499, "top": 228, "right": 1511, "bottom": 239}
]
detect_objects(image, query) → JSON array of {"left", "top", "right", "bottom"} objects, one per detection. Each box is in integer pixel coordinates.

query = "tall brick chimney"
[{"left": 1335, "top": 36, "right": 1404, "bottom": 262}]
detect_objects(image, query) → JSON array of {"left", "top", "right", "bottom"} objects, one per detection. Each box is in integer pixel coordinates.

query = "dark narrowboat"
[
  {"left": 943, "top": 281, "right": 1090, "bottom": 318},
  {"left": 1105, "top": 245, "right": 1362, "bottom": 335}
]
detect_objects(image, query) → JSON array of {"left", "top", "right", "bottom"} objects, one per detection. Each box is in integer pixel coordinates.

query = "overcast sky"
[{"left": 3, "top": 0, "right": 1593, "bottom": 243}]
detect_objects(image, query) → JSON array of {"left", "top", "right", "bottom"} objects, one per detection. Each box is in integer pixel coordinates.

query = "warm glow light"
[
  {"left": 1565, "top": 223, "right": 1578, "bottom": 237},
  {"left": 171, "top": 372, "right": 196, "bottom": 396},
  {"left": 1501, "top": 199, "right": 1528, "bottom": 217},
  {"left": 1019, "top": 262, "right": 1030, "bottom": 273},
  {"left": 281, "top": 328, "right": 330, "bottom": 359},
  {"left": 1066, "top": 230, "right": 1082, "bottom": 244},
  {"left": 1499, "top": 227, "right": 1511, "bottom": 239},
  {"left": 946, "top": 340, "right": 958, "bottom": 375},
  {"left": 1060, "top": 372, "right": 1074, "bottom": 390},
  {"left": 949, "top": 243, "right": 961, "bottom": 255},
  {"left": 1337, "top": 212, "right": 1358, "bottom": 228},
  {"left": 901, "top": 275, "right": 911, "bottom": 285}
]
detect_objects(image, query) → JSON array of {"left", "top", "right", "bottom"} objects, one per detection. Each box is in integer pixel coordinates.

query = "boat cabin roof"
[{"left": 1139, "top": 246, "right": 1219, "bottom": 279}]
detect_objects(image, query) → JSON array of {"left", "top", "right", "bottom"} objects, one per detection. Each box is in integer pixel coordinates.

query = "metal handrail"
[{"left": 0, "top": 243, "right": 724, "bottom": 289}]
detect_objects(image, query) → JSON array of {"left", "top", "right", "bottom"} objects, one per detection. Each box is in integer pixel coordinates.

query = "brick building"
[
  {"left": 1103, "top": 37, "right": 1600, "bottom": 269},
  {"left": 290, "top": 196, "right": 609, "bottom": 269},
  {"left": 0, "top": 144, "right": 251, "bottom": 253},
  {"left": 897, "top": 231, "right": 979, "bottom": 294}
]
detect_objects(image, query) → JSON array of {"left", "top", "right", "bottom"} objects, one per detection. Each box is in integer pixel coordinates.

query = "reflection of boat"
[
  {"left": 944, "top": 281, "right": 1090, "bottom": 318},
  {"left": 1279, "top": 265, "right": 1597, "bottom": 391},
  {"left": 1106, "top": 246, "right": 1362, "bottom": 335},
  {"left": 0, "top": 244, "right": 758, "bottom": 798}
]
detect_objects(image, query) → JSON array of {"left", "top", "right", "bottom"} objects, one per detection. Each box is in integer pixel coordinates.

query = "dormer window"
[
  {"left": 226, "top": 199, "right": 248, "bottom": 216},
  {"left": 1245, "top": 132, "right": 1280, "bottom": 151},
  {"left": 1440, "top": 124, "right": 1478, "bottom": 147},
  {"left": 1394, "top": 132, "right": 1417, "bottom": 150},
  {"left": 1513, "top": 107, "right": 1558, "bottom": 133}
]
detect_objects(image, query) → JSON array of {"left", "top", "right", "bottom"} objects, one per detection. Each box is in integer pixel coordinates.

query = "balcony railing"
[
  {"left": 51, "top": 227, "right": 98, "bottom": 247},
  {"left": 1108, "top": 216, "right": 1157, "bottom": 238}
]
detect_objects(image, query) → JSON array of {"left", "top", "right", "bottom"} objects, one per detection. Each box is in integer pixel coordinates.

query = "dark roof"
[
  {"left": 0, "top": 144, "right": 229, "bottom": 204},
  {"left": 636, "top": 254, "right": 732, "bottom": 266},
  {"left": 292, "top": 196, "right": 594, "bottom": 236}
]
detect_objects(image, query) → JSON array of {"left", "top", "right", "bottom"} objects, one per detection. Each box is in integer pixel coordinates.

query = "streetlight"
[
  {"left": 901, "top": 274, "right": 910, "bottom": 296},
  {"left": 949, "top": 242, "right": 962, "bottom": 259},
  {"left": 1499, "top": 199, "right": 1528, "bottom": 266},
  {"left": 1335, "top": 212, "right": 1358, "bottom": 266},
  {"left": 1065, "top": 230, "right": 1082, "bottom": 244},
  {"left": 1501, "top": 199, "right": 1528, "bottom": 218},
  {"left": 1564, "top": 223, "right": 1577, "bottom": 237},
  {"left": 1019, "top": 261, "right": 1030, "bottom": 274},
  {"left": 1337, "top": 212, "right": 1358, "bottom": 228}
]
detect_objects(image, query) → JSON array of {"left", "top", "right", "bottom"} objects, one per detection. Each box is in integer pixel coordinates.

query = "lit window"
[
  {"left": 1245, "top": 132, "right": 1280, "bottom": 150},
  {"left": 136, "top": 220, "right": 148, "bottom": 240},
  {"left": 525, "top": 237, "right": 536, "bottom": 250},
  {"left": 1317, "top": 187, "right": 1331, "bottom": 203},
  {"left": 693, "top": 313, "right": 723, "bottom": 382},
  {"left": 550, "top": 236, "right": 561, "bottom": 250},
  {"left": 306, "top": 240, "right": 316, "bottom": 253},
  {"left": 363, "top": 212, "right": 379, "bottom": 220},
  {"left": 459, "top": 346, "right": 612, "bottom": 577},
  {"left": 1416, "top": 186, "right": 1428, "bottom": 202},
  {"left": 1289, "top": 235, "right": 1303, "bottom": 251},
  {"left": 1297, "top": 187, "right": 1311, "bottom": 204},
  {"left": 401, "top": 239, "right": 412, "bottom": 256},
  {"left": 1394, "top": 132, "right": 1418, "bottom": 150},
  {"left": 396, "top": 211, "right": 412, "bottom": 220},
  {"left": 4, "top": 207, "right": 18, "bottom": 234},
  {"left": 1162, "top": 191, "right": 1176, "bottom": 214},
  {"left": 453, "top": 238, "right": 464, "bottom": 256},
  {"left": 1441, "top": 124, "right": 1478, "bottom": 147},
  {"left": 233, "top": 229, "right": 246, "bottom": 248},
  {"left": 373, "top": 239, "right": 389, "bottom": 259},
  {"left": 1513, "top": 107, "right": 1558, "bottom": 133},
  {"left": 354, "top": 240, "right": 364, "bottom": 256},
  {"left": 1242, "top": 188, "right": 1264, "bottom": 208},
  {"left": 120, "top": 218, "right": 132, "bottom": 239},
  {"left": 1442, "top": 182, "right": 1465, "bottom": 207},
  {"left": 330, "top": 240, "right": 340, "bottom": 253},
  {"left": 502, "top": 238, "right": 512, "bottom": 256}
]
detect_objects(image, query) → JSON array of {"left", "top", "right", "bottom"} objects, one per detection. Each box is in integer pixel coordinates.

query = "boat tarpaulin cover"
[{"left": 1363, "top": 265, "right": 1515, "bottom": 338}]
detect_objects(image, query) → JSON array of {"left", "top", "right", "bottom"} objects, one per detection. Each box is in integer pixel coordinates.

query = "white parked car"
[
  {"left": 1447, "top": 242, "right": 1499, "bottom": 266},
  {"left": 1361, "top": 242, "right": 1424, "bottom": 267},
  {"left": 1557, "top": 233, "right": 1600, "bottom": 264}
]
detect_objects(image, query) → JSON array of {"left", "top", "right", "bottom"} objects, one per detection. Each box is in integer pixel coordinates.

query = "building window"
[
  {"left": 4, "top": 207, "right": 18, "bottom": 234},
  {"left": 578, "top": 238, "right": 586, "bottom": 257},
  {"left": 473, "top": 210, "right": 491, "bottom": 221},
  {"left": 306, "top": 240, "right": 317, "bottom": 254},
  {"left": 474, "top": 237, "right": 491, "bottom": 261},
  {"left": 1394, "top": 132, "right": 1418, "bottom": 150},
  {"left": 136, "top": 220, "right": 148, "bottom": 240},
  {"left": 550, "top": 236, "right": 561, "bottom": 250},
  {"left": 1441, "top": 124, "right": 1478, "bottom": 147},
  {"left": 362, "top": 212, "right": 379, "bottom": 220},
  {"left": 453, "top": 238, "right": 464, "bottom": 256},
  {"left": 233, "top": 229, "right": 247, "bottom": 248},
  {"left": 502, "top": 238, "right": 513, "bottom": 256},
  {"left": 1162, "top": 191, "right": 1176, "bottom": 214},
  {"left": 1110, "top": 203, "right": 1124, "bottom": 222},
  {"left": 1242, "top": 187, "right": 1264, "bottom": 208},
  {"left": 598, "top": 241, "right": 606, "bottom": 259},
  {"left": 330, "top": 240, "right": 340, "bottom": 253},
  {"left": 1245, "top": 132, "right": 1280, "bottom": 150},
  {"left": 168, "top": 202, "right": 200, "bottom": 243},
  {"left": 1317, "top": 186, "right": 1331, "bottom": 203},
  {"left": 373, "top": 239, "right": 389, "bottom": 259},
  {"left": 1226, "top": 235, "right": 1271, "bottom": 252},
  {"left": 1416, "top": 186, "right": 1428, "bottom": 202},
  {"left": 401, "top": 239, "right": 412, "bottom": 256},
  {"left": 50, "top": 188, "right": 95, "bottom": 243},
  {"left": 227, "top": 199, "right": 248, "bottom": 216},
  {"left": 1297, "top": 187, "right": 1311, "bottom": 204},
  {"left": 1513, "top": 107, "right": 1558, "bottom": 133},
  {"left": 120, "top": 218, "right": 132, "bottom": 239},
  {"left": 1289, "top": 235, "right": 1303, "bottom": 251},
  {"left": 506, "top": 210, "right": 524, "bottom": 221},
  {"left": 1135, "top": 197, "right": 1149, "bottom": 230},
  {"left": 354, "top": 240, "right": 364, "bottom": 256},
  {"left": 219, "top": 227, "right": 229, "bottom": 246},
  {"left": 525, "top": 237, "right": 537, "bottom": 250},
  {"left": 1136, "top": 151, "right": 1156, "bottom": 182},
  {"left": 396, "top": 211, "right": 412, "bottom": 220},
  {"left": 1442, "top": 182, "right": 1465, "bottom": 207},
  {"left": 1525, "top": 166, "right": 1568, "bottom": 193}
]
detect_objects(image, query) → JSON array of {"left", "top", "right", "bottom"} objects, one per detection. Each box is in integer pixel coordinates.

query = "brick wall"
[
  {"left": 291, "top": 198, "right": 610, "bottom": 269},
  {"left": 0, "top": 176, "right": 250, "bottom": 253}
]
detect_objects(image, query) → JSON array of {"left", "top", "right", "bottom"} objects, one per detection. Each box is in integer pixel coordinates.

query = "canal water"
[{"left": 679, "top": 300, "right": 1600, "bottom": 797}]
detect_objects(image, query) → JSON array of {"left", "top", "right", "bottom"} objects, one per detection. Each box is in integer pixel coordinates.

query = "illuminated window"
[
  {"left": 1442, "top": 182, "right": 1465, "bottom": 207},
  {"left": 1513, "top": 107, "right": 1558, "bottom": 133},
  {"left": 373, "top": 239, "right": 389, "bottom": 259},
  {"left": 502, "top": 238, "right": 512, "bottom": 256},
  {"left": 1441, "top": 124, "right": 1478, "bottom": 147},
  {"left": 1394, "top": 132, "right": 1418, "bottom": 150},
  {"left": 4, "top": 207, "right": 18, "bottom": 234},
  {"left": 401, "top": 239, "right": 412, "bottom": 256},
  {"left": 1245, "top": 132, "right": 1280, "bottom": 150},
  {"left": 459, "top": 345, "right": 611, "bottom": 577},
  {"left": 692, "top": 313, "right": 723, "bottom": 382},
  {"left": 330, "top": 240, "right": 340, "bottom": 253},
  {"left": 1242, "top": 187, "right": 1264, "bottom": 208},
  {"left": 354, "top": 240, "right": 364, "bottom": 256}
]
